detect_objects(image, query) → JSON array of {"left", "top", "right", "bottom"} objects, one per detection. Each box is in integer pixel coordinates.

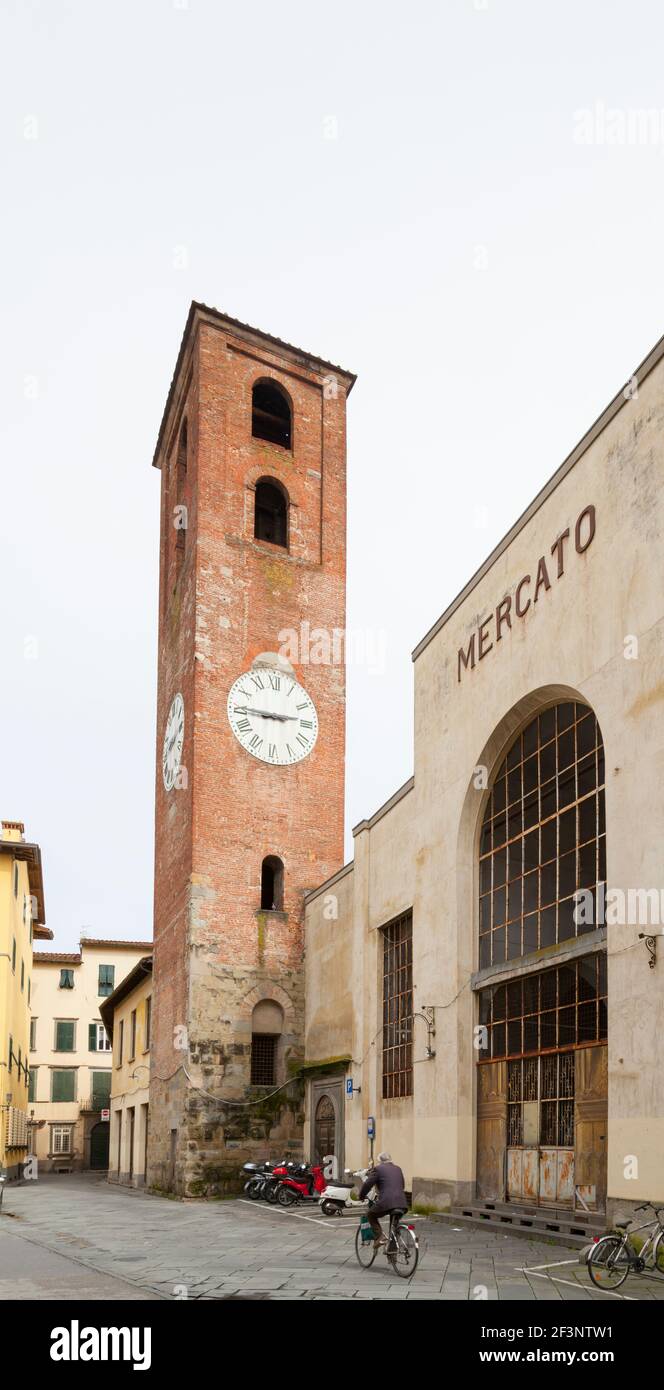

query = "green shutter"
[
  {"left": 55, "top": 1021, "right": 75, "bottom": 1051},
  {"left": 52, "top": 1069, "right": 75, "bottom": 1102},
  {"left": 89, "top": 1023, "right": 97, "bottom": 1051},
  {"left": 92, "top": 1071, "right": 111, "bottom": 1108},
  {"left": 28, "top": 1068, "right": 37, "bottom": 1103}
]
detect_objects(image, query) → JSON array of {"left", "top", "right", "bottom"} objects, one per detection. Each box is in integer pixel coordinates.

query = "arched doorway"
[
  {"left": 314, "top": 1095, "right": 336, "bottom": 1167},
  {"left": 475, "top": 700, "right": 608, "bottom": 1212},
  {"left": 90, "top": 1122, "right": 109, "bottom": 1170}
]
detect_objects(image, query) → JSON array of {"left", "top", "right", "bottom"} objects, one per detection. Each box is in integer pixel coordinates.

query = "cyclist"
[{"left": 358, "top": 1151, "right": 407, "bottom": 1248}]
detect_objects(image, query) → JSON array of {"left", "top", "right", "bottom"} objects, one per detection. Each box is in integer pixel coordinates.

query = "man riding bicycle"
[{"left": 359, "top": 1152, "right": 407, "bottom": 1247}]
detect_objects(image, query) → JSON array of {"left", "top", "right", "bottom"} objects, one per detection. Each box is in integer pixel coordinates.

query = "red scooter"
[{"left": 277, "top": 1162, "right": 325, "bottom": 1207}]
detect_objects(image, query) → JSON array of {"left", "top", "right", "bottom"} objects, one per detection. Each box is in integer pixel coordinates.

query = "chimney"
[{"left": 2, "top": 821, "right": 25, "bottom": 842}]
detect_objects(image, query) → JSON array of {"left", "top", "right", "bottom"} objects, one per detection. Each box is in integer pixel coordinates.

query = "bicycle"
[
  {"left": 355, "top": 1203, "right": 419, "bottom": 1279},
  {"left": 587, "top": 1202, "right": 664, "bottom": 1291}
]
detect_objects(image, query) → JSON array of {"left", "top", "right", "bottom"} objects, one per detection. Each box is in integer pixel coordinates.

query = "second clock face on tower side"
[{"left": 227, "top": 667, "right": 318, "bottom": 765}]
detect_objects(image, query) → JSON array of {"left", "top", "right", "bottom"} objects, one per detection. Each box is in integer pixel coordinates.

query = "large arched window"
[
  {"left": 252, "top": 379, "right": 292, "bottom": 449},
  {"left": 254, "top": 477, "right": 288, "bottom": 548},
  {"left": 478, "top": 701, "right": 606, "bottom": 971}
]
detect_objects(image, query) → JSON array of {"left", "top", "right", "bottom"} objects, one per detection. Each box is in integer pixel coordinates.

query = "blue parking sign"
[{"left": 346, "top": 1077, "right": 353, "bottom": 1096}]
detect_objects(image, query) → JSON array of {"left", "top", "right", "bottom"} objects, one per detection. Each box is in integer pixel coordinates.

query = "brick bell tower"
[{"left": 147, "top": 303, "right": 354, "bottom": 1195}]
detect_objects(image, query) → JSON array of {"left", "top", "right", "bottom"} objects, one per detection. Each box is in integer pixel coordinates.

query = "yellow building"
[
  {"left": 100, "top": 957, "right": 152, "bottom": 1187},
  {"left": 30, "top": 938, "right": 152, "bottom": 1172},
  {"left": 0, "top": 821, "right": 51, "bottom": 1180}
]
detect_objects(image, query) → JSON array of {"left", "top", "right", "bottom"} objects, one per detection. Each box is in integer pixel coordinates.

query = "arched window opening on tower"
[
  {"left": 250, "top": 999, "right": 284, "bottom": 1087},
  {"left": 261, "top": 855, "right": 284, "bottom": 911},
  {"left": 254, "top": 478, "right": 288, "bottom": 548},
  {"left": 175, "top": 419, "right": 187, "bottom": 553},
  {"left": 252, "top": 379, "right": 292, "bottom": 449}
]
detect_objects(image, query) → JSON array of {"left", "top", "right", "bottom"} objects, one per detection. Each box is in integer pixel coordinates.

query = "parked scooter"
[
  {"left": 320, "top": 1168, "right": 369, "bottom": 1217},
  {"left": 263, "top": 1160, "right": 298, "bottom": 1204},
  {"left": 243, "top": 1160, "right": 274, "bottom": 1200},
  {"left": 277, "top": 1162, "right": 326, "bottom": 1207}
]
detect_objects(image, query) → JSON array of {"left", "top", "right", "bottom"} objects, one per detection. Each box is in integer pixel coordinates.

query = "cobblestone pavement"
[{"left": 3, "top": 1174, "right": 664, "bottom": 1301}]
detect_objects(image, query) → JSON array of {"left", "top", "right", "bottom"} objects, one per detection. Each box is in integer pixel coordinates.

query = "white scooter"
[{"left": 319, "top": 1168, "right": 370, "bottom": 1217}]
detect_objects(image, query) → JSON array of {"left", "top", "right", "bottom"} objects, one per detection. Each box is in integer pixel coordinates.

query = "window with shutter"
[
  {"left": 92, "top": 1071, "right": 111, "bottom": 1109},
  {"left": 89, "top": 1022, "right": 97, "bottom": 1051},
  {"left": 55, "top": 1021, "right": 75, "bottom": 1052},
  {"left": 51, "top": 1069, "right": 76, "bottom": 1102},
  {"left": 28, "top": 1067, "right": 37, "bottom": 1103},
  {"left": 59, "top": 969, "right": 74, "bottom": 989},
  {"left": 98, "top": 964, "right": 115, "bottom": 997}
]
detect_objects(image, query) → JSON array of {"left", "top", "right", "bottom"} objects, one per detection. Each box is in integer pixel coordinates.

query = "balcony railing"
[{"left": 79, "top": 1095, "right": 110, "bottom": 1113}]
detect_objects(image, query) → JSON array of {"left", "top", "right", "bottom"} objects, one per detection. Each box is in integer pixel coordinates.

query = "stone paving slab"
[{"left": 3, "top": 1173, "right": 664, "bottom": 1302}]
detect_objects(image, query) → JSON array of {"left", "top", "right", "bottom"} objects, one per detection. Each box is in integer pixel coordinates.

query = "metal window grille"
[
  {"left": 479, "top": 702, "right": 606, "bottom": 968},
  {"left": 382, "top": 911, "right": 413, "bottom": 1099},
  {"left": 507, "top": 1052, "right": 575, "bottom": 1148},
  {"left": 251, "top": 1034, "right": 277, "bottom": 1086}
]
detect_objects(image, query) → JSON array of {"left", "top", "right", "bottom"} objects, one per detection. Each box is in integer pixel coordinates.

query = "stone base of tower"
[
  {"left": 147, "top": 1070, "right": 305, "bottom": 1198},
  {"left": 147, "top": 965, "right": 307, "bottom": 1197}
]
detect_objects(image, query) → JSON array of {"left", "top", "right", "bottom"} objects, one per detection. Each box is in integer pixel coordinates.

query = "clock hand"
[{"left": 247, "top": 707, "right": 298, "bottom": 722}]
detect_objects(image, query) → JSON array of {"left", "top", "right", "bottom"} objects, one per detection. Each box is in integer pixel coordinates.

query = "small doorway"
[
  {"left": 90, "top": 1122, "right": 109, "bottom": 1170},
  {"left": 310, "top": 1080, "right": 344, "bottom": 1179},
  {"left": 314, "top": 1095, "right": 336, "bottom": 1165}
]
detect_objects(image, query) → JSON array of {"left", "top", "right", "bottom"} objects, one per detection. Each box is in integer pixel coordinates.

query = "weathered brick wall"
[{"left": 149, "top": 310, "right": 350, "bottom": 1194}]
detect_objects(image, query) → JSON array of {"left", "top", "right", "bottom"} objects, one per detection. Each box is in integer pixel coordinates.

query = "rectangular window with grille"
[
  {"left": 251, "top": 1034, "right": 277, "bottom": 1086},
  {"left": 382, "top": 910, "right": 413, "bottom": 1100},
  {"left": 478, "top": 953, "right": 607, "bottom": 1061},
  {"left": 51, "top": 1124, "right": 73, "bottom": 1155}
]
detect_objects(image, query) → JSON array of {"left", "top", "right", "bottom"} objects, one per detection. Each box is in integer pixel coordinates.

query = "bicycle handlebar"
[{"left": 634, "top": 1201, "right": 664, "bottom": 1218}]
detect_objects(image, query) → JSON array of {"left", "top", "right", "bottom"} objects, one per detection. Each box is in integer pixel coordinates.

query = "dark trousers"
[{"left": 367, "top": 1205, "right": 392, "bottom": 1240}]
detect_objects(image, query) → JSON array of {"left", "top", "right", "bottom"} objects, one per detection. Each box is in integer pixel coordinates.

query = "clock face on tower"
[
  {"left": 162, "top": 692, "right": 185, "bottom": 791},
  {"left": 227, "top": 667, "right": 318, "bottom": 765}
]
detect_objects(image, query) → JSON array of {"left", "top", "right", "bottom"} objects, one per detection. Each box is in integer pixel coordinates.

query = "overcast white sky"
[{"left": 2, "top": 0, "right": 664, "bottom": 949}]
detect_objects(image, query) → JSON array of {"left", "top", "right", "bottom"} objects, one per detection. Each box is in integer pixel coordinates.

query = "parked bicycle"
[
  {"left": 587, "top": 1202, "right": 664, "bottom": 1290},
  {"left": 355, "top": 1202, "right": 419, "bottom": 1278}
]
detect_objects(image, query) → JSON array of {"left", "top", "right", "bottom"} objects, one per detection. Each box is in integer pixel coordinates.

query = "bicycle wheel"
[
  {"left": 587, "top": 1235, "right": 630, "bottom": 1290},
  {"left": 355, "top": 1224, "right": 377, "bottom": 1268},
  {"left": 388, "top": 1222, "right": 419, "bottom": 1279},
  {"left": 652, "top": 1229, "right": 664, "bottom": 1273}
]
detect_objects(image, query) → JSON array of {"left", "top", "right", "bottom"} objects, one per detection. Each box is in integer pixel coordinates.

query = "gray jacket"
[{"left": 359, "top": 1161, "right": 407, "bottom": 1209}]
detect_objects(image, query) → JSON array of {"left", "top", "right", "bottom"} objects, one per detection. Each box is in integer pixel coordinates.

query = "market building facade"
[{"left": 304, "top": 332, "right": 664, "bottom": 1229}]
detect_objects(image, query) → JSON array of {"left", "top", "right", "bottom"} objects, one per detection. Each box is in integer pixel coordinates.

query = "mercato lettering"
[{"left": 457, "top": 505, "right": 596, "bottom": 683}]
